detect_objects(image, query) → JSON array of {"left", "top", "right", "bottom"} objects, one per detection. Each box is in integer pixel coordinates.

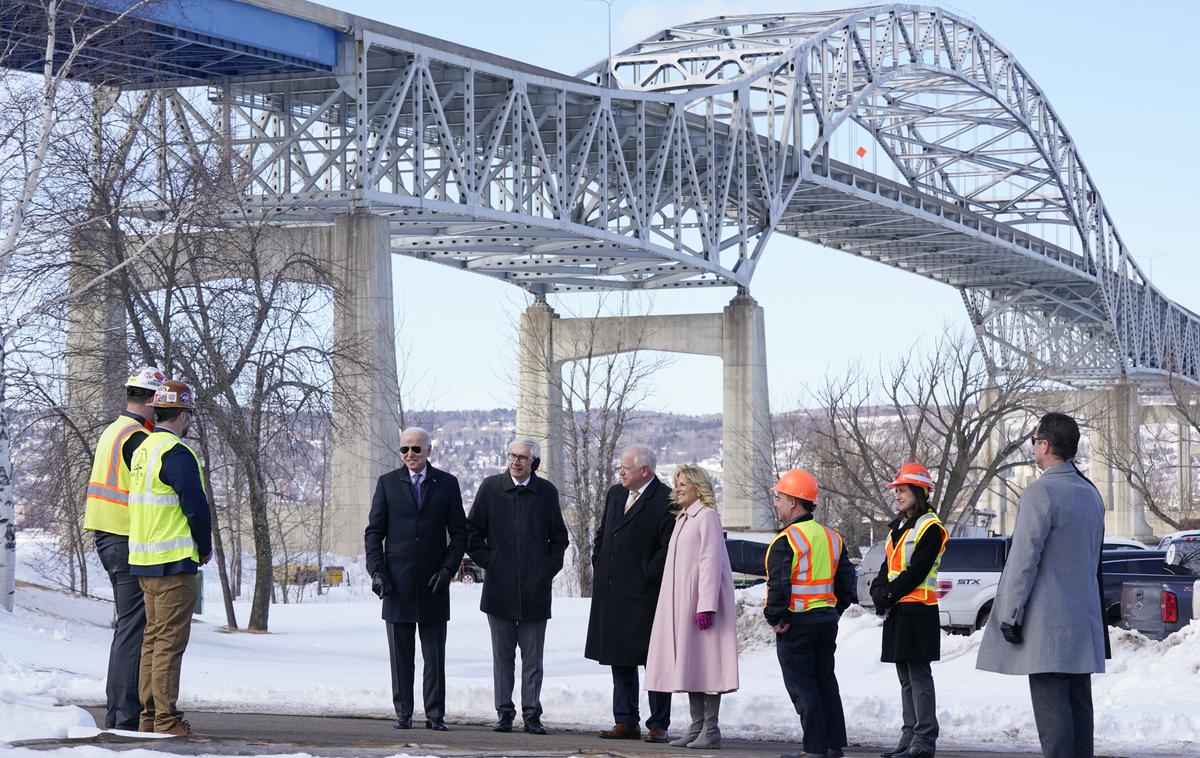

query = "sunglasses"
[
  {"left": 400, "top": 446, "right": 424, "bottom": 454},
  {"left": 1029, "top": 435, "right": 1045, "bottom": 445}
]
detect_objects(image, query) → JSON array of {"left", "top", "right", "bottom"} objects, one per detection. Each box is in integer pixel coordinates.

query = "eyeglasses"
[
  {"left": 400, "top": 446, "right": 424, "bottom": 454},
  {"left": 1029, "top": 435, "right": 1045, "bottom": 446},
  {"left": 508, "top": 453, "right": 531, "bottom": 463}
]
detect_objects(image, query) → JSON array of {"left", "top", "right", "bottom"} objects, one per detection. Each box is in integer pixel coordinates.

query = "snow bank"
[{"left": 3, "top": 533, "right": 1198, "bottom": 755}]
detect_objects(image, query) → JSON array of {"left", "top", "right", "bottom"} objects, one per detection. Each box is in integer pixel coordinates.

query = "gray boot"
[
  {"left": 670, "top": 693, "right": 705, "bottom": 747},
  {"left": 686, "top": 693, "right": 721, "bottom": 749}
]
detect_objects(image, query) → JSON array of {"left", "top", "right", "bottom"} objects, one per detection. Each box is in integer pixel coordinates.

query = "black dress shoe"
[
  {"left": 493, "top": 716, "right": 513, "bottom": 732},
  {"left": 392, "top": 716, "right": 412, "bottom": 729},
  {"left": 893, "top": 748, "right": 935, "bottom": 758},
  {"left": 880, "top": 746, "right": 907, "bottom": 758},
  {"left": 425, "top": 719, "right": 448, "bottom": 731},
  {"left": 523, "top": 717, "right": 548, "bottom": 735}
]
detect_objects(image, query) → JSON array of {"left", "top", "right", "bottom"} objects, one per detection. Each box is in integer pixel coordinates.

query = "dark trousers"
[
  {"left": 487, "top": 614, "right": 546, "bottom": 719},
  {"left": 385, "top": 621, "right": 447, "bottom": 720},
  {"left": 776, "top": 619, "right": 847, "bottom": 754},
  {"left": 611, "top": 665, "right": 671, "bottom": 730},
  {"left": 895, "top": 660, "right": 939, "bottom": 751},
  {"left": 96, "top": 533, "right": 145, "bottom": 730},
  {"left": 1029, "top": 673, "right": 1093, "bottom": 758}
]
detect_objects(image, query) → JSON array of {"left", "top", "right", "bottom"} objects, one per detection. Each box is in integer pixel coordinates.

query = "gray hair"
[
  {"left": 508, "top": 436, "right": 541, "bottom": 459},
  {"left": 401, "top": 426, "right": 432, "bottom": 447},
  {"left": 623, "top": 443, "right": 656, "bottom": 471}
]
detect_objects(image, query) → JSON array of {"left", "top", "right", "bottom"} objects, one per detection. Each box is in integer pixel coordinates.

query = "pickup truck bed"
[{"left": 1121, "top": 579, "right": 1198, "bottom": 639}]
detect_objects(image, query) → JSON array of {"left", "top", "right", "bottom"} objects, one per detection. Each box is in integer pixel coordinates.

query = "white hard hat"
[{"left": 126, "top": 366, "right": 166, "bottom": 391}]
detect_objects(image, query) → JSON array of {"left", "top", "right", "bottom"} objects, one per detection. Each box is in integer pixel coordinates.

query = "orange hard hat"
[
  {"left": 887, "top": 462, "right": 934, "bottom": 492},
  {"left": 148, "top": 380, "right": 196, "bottom": 410},
  {"left": 772, "top": 469, "right": 818, "bottom": 502}
]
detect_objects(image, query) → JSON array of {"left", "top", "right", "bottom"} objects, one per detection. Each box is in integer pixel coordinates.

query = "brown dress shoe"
[
  {"left": 598, "top": 723, "right": 641, "bottom": 740},
  {"left": 644, "top": 727, "right": 670, "bottom": 743}
]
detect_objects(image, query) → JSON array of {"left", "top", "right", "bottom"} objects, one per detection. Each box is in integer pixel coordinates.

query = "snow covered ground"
[{"left": 2, "top": 531, "right": 1198, "bottom": 756}]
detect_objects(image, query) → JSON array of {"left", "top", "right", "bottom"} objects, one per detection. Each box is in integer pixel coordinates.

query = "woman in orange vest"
[{"left": 869, "top": 463, "right": 948, "bottom": 758}]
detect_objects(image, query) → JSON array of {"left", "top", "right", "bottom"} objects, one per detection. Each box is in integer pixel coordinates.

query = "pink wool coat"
[{"left": 644, "top": 502, "right": 739, "bottom": 694}]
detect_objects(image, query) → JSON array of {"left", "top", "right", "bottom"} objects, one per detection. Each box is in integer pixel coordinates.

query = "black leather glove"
[
  {"left": 427, "top": 568, "right": 452, "bottom": 593},
  {"left": 869, "top": 583, "right": 889, "bottom": 609},
  {"left": 1001, "top": 621, "right": 1023, "bottom": 644},
  {"left": 371, "top": 571, "right": 391, "bottom": 598}
]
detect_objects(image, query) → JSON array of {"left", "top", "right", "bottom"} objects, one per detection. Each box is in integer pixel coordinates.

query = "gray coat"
[{"left": 976, "top": 462, "right": 1107, "bottom": 675}]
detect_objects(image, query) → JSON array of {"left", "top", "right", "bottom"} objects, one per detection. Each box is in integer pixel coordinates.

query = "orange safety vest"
[
  {"left": 885, "top": 511, "right": 946, "bottom": 605},
  {"left": 82, "top": 415, "right": 151, "bottom": 535},
  {"left": 766, "top": 519, "right": 844, "bottom": 613}
]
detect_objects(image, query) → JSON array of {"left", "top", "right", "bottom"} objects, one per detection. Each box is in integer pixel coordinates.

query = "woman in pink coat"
[{"left": 645, "top": 464, "right": 738, "bottom": 749}]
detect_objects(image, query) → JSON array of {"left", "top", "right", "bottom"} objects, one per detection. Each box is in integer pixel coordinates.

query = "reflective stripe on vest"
[
  {"left": 886, "top": 511, "right": 946, "bottom": 605},
  {"left": 766, "top": 520, "right": 843, "bottom": 613},
  {"left": 82, "top": 417, "right": 148, "bottom": 535},
  {"left": 127, "top": 431, "right": 204, "bottom": 567}
]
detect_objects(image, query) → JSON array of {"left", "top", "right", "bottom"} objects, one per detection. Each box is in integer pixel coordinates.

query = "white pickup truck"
[{"left": 857, "top": 537, "right": 1009, "bottom": 633}]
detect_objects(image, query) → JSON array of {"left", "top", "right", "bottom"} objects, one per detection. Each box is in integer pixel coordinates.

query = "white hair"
[
  {"left": 401, "top": 426, "right": 432, "bottom": 446},
  {"left": 623, "top": 443, "right": 656, "bottom": 471},
  {"left": 508, "top": 436, "right": 541, "bottom": 459}
]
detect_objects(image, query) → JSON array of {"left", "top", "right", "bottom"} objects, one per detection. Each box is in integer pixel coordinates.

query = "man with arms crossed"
[{"left": 585, "top": 444, "right": 675, "bottom": 742}]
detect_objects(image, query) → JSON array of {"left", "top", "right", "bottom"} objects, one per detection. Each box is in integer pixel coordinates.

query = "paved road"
[{"left": 2, "top": 708, "right": 1064, "bottom": 758}]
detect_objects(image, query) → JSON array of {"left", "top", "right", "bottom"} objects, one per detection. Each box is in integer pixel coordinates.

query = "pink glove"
[{"left": 694, "top": 611, "right": 714, "bottom": 631}]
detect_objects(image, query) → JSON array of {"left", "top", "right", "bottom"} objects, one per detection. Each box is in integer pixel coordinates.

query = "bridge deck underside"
[{"left": 781, "top": 168, "right": 1110, "bottom": 331}]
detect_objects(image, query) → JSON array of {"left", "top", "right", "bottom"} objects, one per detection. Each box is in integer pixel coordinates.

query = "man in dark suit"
[
  {"left": 365, "top": 426, "right": 467, "bottom": 732},
  {"left": 466, "top": 436, "right": 569, "bottom": 736},
  {"left": 585, "top": 444, "right": 675, "bottom": 743}
]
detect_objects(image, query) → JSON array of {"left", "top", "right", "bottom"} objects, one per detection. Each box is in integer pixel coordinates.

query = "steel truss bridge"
[{"left": 4, "top": 0, "right": 1198, "bottom": 389}]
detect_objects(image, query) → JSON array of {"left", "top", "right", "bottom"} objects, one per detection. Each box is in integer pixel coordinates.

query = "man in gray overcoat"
[{"left": 976, "top": 412, "right": 1109, "bottom": 758}]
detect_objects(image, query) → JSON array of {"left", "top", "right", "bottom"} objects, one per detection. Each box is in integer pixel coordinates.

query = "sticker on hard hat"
[
  {"left": 163, "top": 391, "right": 177, "bottom": 402},
  {"left": 153, "top": 371, "right": 164, "bottom": 381},
  {"left": 180, "top": 392, "right": 192, "bottom": 405}
]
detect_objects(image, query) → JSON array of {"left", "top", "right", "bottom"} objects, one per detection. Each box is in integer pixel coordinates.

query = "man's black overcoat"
[
  {"left": 584, "top": 476, "right": 676, "bottom": 665},
  {"left": 364, "top": 464, "right": 467, "bottom": 623},
  {"left": 466, "top": 472, "right": 569, "bottom": 621}
]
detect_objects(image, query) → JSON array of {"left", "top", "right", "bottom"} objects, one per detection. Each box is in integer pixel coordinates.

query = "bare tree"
[
  {"left": 0, "top": 0, "right": 174, "bottom": 610},
  {"left": 784, "top": 328, "right": 1045, "bottom": 543},
  {"left": 537, "top": 297, "right": 671, "bottom": 597},
  {"left": 1088, "top": 387, "right": 1200, "bottom": 533}
]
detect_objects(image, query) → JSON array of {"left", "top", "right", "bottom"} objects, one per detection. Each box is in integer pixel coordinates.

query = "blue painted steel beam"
[{"left": 0, "top": 0, "right": 340, "bottom": 85}]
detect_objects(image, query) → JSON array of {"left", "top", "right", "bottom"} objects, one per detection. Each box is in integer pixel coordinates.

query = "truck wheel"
[
  {"left": 976, "top": 602, "right": 993, "bottom": 631},
  {"left": 1106, "top": 604, "right": 1121, "bottom": 626}
]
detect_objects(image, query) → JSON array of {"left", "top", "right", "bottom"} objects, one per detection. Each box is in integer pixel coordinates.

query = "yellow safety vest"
[
  {"left": 766, "top": 519, "right": 844, "bottom": 613},
  {"left": 886, "top": 511, "right": 946, "bottom": 605},
  {"left": 82, "top": 415, "right": 150, "bottom": 535},
  {"left": 128, "top": 431, "right": 204, "bottom": 566}
]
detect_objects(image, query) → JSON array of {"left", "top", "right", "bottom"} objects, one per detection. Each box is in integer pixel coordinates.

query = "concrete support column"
[
  {"left": 1179, "top": 418, "right": 1194, "bottom": 519},
  {"left": 516, "top": 297, "right": 563, "bottom": 484},
  {"left": 65, "top": 240, "right": 128, "bottom": 428},
  {"left": 720, "top": 293, "right": 773, "bottom": 530},
  {"left": 329, "top": 214, "right": 401, "bottom": 557},
  {"left": 1090, "top": 383, "right": 1152, "bottom": 538}
]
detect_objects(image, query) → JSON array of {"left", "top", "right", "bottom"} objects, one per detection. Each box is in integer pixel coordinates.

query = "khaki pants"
[{"left": 137, "top": 574, "right": 197, "bottom": 732}]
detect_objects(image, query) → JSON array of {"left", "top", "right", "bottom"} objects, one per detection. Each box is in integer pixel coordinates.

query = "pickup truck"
[
  {"left": 857, "top": 537, "right": 1009, "bottom": 633},
  {"left": 856, "top": 537, "right": 1162, "bottom": 633},
  {"left": 1119, "top": 542, "right": 1200, "bottom": 640}
]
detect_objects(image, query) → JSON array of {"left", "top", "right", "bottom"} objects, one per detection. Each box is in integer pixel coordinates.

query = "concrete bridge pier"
[
  {"left": 1086, "top": 383, "right": 1153, "bottom": 539},
  {"left": 515, "top": 292, "right": 774, "bottom": 530},
  {"left": 327, "top": 214, "right": 402, "bottom": 557},
  {"left": 65, "top": 241, "right": 128, "bottom": 427}
]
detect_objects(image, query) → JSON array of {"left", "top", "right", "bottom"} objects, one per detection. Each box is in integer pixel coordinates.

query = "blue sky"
[{"left": 321, "top": 0, "right": 1200, "bottom": 414}]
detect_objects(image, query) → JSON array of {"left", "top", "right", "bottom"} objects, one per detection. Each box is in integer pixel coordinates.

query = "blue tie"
[{"left": 412, "top": 472, "right": 423, "bottom": 507}]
